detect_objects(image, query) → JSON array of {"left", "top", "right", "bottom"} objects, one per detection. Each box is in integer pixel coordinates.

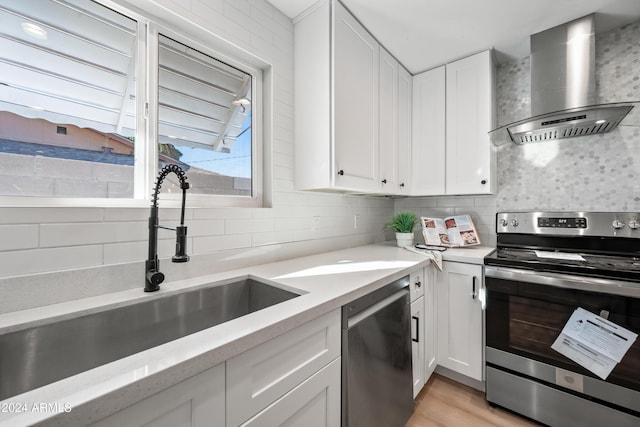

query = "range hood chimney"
[
  {"left": 491, "top": 14, "right": 637, "bottom": 145},
  {"left": 532, "top": 14, "right": 596, "bottom": 116}
]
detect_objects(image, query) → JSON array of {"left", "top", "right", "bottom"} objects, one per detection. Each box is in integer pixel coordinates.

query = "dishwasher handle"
[{"left": 347, "top": 288, "right": 409, "bottom": 329}]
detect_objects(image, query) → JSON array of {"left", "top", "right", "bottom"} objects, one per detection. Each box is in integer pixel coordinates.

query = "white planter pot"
[{"left": 395, "top": 232, "right": 414, "bottom": 248}]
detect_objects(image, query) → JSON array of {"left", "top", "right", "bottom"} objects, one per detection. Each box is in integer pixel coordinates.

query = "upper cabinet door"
[
  {"left": 379, "top": 47, "right": 399, "bottom": 193},
  {"left": 397, "top": 65, "right": 412, "bottom": 194},
  {"left": 445, "top": 50, "right": 496, "bottom": 195},
  {"left": 412, "top": 66, "right": 446, "bottom": 195},
  {"left": 334, "top": 2, "right": 380, "bottom": 191}
]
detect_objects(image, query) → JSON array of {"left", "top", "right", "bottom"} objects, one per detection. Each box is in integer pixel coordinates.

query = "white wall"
[{"left": 0, "top": 0, "right": 394, "bottom": 313}]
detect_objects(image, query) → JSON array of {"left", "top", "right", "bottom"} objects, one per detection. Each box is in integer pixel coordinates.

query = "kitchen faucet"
[{"left": 145, "top": 164, "right": 190, "bottom": 292}]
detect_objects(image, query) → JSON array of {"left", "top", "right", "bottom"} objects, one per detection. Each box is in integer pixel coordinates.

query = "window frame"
[{"left": 0, "top": 0, "right": 269, "bottom": 209}]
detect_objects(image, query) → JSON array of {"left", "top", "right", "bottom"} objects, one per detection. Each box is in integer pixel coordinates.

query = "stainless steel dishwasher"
[{"left": 342, "top": 275, "right": 413, "bottom": 427}]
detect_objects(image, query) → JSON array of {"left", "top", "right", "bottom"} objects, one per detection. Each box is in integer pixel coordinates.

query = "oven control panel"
[
  {"left": 537, "top": 217, "right": 587, "bottom": 228},
  {"left": 496, "top": 212, "right": 640, "bottom": 238}
]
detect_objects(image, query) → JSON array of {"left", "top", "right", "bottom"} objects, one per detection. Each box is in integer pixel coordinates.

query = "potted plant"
[{"left": 385, "top": 211, "right": 418, "bottom": 247}]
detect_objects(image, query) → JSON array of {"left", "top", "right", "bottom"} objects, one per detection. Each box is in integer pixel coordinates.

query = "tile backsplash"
[{"left": 494, "top": 20, "right": 640, "bottom": 213}]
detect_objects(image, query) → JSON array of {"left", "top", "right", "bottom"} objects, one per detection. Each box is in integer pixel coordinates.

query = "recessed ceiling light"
[
  {"left": 595, "top": 119, "right": 606, "bottom": 124},
  {"left": 21, "top": 22, "right": 47, "bottom": 40}
]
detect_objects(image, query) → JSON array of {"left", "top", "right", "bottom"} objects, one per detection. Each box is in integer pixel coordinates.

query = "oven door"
[{"left": 485, "top": 266, "right": 640, "bottom": 422}]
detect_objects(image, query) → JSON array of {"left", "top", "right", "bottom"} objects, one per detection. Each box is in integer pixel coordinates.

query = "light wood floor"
[{"left": 406, "top": 374, "right": 540, "bottom": 427}]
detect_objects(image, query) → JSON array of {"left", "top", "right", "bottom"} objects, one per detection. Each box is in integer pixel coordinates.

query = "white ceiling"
[{"left": 266, "top": 0, "right": 640, "bottom": 74}]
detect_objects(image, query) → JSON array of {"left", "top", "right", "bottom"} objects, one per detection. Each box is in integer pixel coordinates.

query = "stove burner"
[
  {"left": 495, "top": 248, "right": 640, "bottom": 268},
  {"left": 486, "top": 248, "right": 640, "bottom": 282},
  {"left": 488, "top": 212, "right": 640, "bottom": 282}
]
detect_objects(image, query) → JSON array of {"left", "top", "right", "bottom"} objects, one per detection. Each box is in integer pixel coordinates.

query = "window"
[
  {"left": 0, "top": 0, "right": 138, "bottom": 198},
  {"left": 0, "top": 0, "right": 263, "bottom": 206},
  {"left": 157, "top": 35, "right": 252, "bottom": 197}
]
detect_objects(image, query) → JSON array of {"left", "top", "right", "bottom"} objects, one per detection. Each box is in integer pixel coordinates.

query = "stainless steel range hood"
[{"left": 490, "top": 14, "right": 638, "bottom": 146}]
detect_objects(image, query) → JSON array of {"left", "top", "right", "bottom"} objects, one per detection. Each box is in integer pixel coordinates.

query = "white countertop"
[
  {"left": 0, "top": 243, "right": 493, "bottom": 426},
  {"left": 440, "top": 245, "right": 495, "bottom": 264}
]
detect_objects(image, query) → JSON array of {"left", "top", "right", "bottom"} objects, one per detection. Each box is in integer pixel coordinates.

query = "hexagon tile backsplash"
[{"left": 495, "top": 20, "right": 640, "bottom": 213}]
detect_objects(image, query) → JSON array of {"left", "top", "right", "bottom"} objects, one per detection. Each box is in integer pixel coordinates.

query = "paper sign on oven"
[{"left": 551, "top": 307, "right": 637, "bottom": 379}]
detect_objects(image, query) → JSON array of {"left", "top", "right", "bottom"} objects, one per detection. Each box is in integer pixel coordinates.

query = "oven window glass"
[{"left": 486, "top": 278, "right": 640, "bottom": 392}]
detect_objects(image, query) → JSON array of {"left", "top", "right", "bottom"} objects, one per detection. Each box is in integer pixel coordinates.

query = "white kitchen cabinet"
[
  {"left": 411, "top": 296, "right": 425, "bottom": 397},
  {"left": 423, "top": 264, "right": 437, "bottom": 381},
  {"left": 295, "top": 1, "right": 412, "bottom": 195},
  {"left": 410, "top": 264, "right": 437, "bottom": 397},
  {"left": 445, "top": 50, "right": 496, "bottom": 195},
  {"left": 334, "top": 1, "right": 380, "bottom": 191},
  {"left": 379, "top": 48, "right": 412, "bottom": 195},
  {"left": 397, "top": 65, "right": 412, "bottom": 194},
  {"left": 379, "top": 47, "right": 398, "bottom": 193},
  {"left": 94, "top": 309, "right": 340, "bottom": 427},
  {"left": 295, "top": 1, "right": 380, "bottom": 193},
  {"left": 240, "top": 358, "right": 341, "bottom": 427},
  {"left": 411, "top": 66, "right": 446, "bottom": 195},
  {"left": 412, "top": 50, "right": 495, "bottom": 196},
  {"left": 92, "top": 363, "right": 225, "bottom": 427},
  {"left": 409, "top": 267, "right": 425, "bottom": 302},
  {"left": 436, "top": 261, "right": 484, "bottom": 381},
  {"left": 409, "top": 269, "right": 425, "bottom": 397},
  {"left": 226, "top": 309, "right": 341, "bottom": 426}
]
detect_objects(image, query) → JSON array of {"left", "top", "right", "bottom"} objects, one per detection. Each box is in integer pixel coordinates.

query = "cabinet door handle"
[
  {"left": 400, "top": 183, "right": 405, "bottom": 188},
  {"left": 337, "top": 169, "right": 344, "bottom": 176},
  {"left": 412, "top": 315, "right": 419, "bottom": 342},
  {"left": 472, "top": 276, "right": 477, "bottom": 299},
  {"left": 481, "top": 179, "right": 487, "bottom": 185},
  {"left": 415, "top": 280, "right": 421, "bottom": 289},
  {"left": 381, "top": 179, "right": 387, "bottom": 184}
]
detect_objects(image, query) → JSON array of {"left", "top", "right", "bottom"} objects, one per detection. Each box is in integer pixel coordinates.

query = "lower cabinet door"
[
  {"left": 436, "top": 261, "right": 484, "bottom": 381},
  {"left": 424, "top": 265, "right": 437, "bottom": 382},
  {"left": 92, "top": 363, "right": 225, "bottom": 427},
  {"left": 411, "top": 296, "right": 425, "bottom": 397},
  {"left": 226, "top": 309, "right": 341, "bottom": 426},
  {"left": 240, "top": 357, "right": 341, "bottom": 427}
]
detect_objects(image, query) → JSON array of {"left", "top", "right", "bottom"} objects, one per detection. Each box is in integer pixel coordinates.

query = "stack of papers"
[
  {"left": 551, "top": 307, "right": 637, "bottom": 379},
  {"left": 403, "top": 246, "right": 443, "bottom": 270},
  {"left": 535, "top": 250, "right": 585, "bottom": 261}
]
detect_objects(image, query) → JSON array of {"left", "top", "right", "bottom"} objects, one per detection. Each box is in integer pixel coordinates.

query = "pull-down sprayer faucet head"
[{"left": 172, "top": 179, "right": 190, "bottom": 263}]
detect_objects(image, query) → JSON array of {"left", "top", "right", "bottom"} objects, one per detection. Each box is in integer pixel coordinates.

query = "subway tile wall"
[{"left": 0, "top": 0, "right": 394, "bottom": 311}]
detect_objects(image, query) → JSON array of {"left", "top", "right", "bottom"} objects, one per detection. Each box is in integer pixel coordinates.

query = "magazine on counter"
[{"left": 421, "top": 215, "right": 481, "bottom": 247}]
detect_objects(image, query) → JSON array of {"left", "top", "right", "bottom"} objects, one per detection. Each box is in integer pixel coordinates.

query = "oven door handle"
[{"left": 484, "top": 266, "right": 640, "bottom": 298}]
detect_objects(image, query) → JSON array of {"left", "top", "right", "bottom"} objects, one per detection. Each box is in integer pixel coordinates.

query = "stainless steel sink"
[{"left": 0, "top": 276, "right": 301, "bottom": 400}]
